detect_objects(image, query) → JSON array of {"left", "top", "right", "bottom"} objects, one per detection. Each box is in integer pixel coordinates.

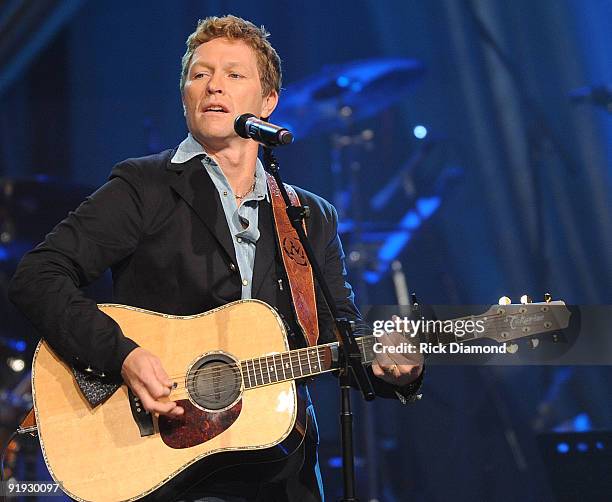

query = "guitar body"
[{"left": 31, "top": 300, "right": 305, "bottom": 502}]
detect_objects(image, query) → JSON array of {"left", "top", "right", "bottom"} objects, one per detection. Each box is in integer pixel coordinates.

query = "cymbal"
[{"left": 272, "top": 58, "right": 425, "bottom": 139}]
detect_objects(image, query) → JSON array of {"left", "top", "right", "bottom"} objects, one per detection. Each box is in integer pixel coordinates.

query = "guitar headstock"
[{"left": 482, "top": 294, "right": 571, "bottom": 344}]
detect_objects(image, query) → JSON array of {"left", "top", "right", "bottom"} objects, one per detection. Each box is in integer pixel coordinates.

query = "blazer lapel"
[
  {"left": 167, "top": 155, "right": 237, "bottom": 265},
  {"left": 251, "top": 198, "right": 277, "bottom": 299}
]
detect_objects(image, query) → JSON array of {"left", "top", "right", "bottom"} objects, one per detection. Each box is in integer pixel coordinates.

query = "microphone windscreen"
[{"left": 234, "top": 113, "right": 256, "bottom": 138}]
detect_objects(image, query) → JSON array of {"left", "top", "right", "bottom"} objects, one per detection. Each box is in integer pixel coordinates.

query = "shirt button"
[
  {"left": 242, "top": 279, "right": 248, "bottom": 286},
  {"left": 237, "top": 237, "right": 242, "bottom": 243},
  {"left": 229, "top": 263, "right": 236, "bottom": 272}
]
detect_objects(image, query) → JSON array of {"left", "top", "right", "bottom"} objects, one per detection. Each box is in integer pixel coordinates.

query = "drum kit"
[{"left": 273, "top": 57, "right": 465, "bottom": 293}]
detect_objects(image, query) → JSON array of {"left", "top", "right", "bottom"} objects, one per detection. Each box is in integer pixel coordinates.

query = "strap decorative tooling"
[{"left": 265, "top": 172, "right": 319, "bottom": 347}]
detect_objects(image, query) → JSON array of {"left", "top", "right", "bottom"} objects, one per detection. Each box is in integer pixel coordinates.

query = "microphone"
[
  {"left": 569, "top": 85, "right": 612, "bottom": 112},
  {"left": 234, "top": 113, "right": 294, "bottom": 147}
]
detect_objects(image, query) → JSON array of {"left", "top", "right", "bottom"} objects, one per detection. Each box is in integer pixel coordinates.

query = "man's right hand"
[{"left": 121, "top": 347, "right": 184, "bottom": 417}]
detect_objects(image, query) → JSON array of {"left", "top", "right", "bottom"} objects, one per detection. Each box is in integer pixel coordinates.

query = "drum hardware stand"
[{"left": 330, "top": 128, "right": 384, "bottom": 502}]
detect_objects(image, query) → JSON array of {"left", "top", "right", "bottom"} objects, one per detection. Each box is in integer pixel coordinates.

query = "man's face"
[{"left": 182, "top": 37, "right": 278, "bottom": 149}]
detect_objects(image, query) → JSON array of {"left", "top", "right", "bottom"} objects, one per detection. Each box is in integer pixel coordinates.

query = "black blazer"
[{"left": 9, "top": 149, "right": 407, "bottom": 391}]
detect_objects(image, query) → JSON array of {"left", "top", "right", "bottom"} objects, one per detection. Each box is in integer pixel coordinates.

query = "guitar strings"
[
  {"left": 162, "top": 312, "right": 510, "bottom": 387},
  {"left": 158, "top": 315, "right": 543, "bottom": 401},
  {"left": 161, "top": 315, "right": 512, "bottom": 400},
  {"left": 159, "top": 313, "right": 515, "bottom": 396},
  {"left": 169, "top": 348, "right": 330, "bottom": 392},
  {"left": 163, "top": 344, "right": 334, "bottom": 383}
]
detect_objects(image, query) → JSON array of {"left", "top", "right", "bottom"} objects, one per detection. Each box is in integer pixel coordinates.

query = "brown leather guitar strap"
[{"left": 265, "top": 172, "right": 319, "bottom": 347}]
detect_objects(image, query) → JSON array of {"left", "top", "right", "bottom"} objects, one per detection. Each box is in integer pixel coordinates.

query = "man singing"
[{"left": 9, "top": 15, "right": 423, "bottom": 501}]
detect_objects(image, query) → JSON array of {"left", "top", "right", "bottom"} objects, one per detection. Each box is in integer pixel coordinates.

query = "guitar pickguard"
[{"left": 158, "top": 399, "right": 242, "bottom": 449}]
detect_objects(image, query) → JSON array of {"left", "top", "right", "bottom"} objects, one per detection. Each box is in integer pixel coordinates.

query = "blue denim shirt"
[{"left": 171, "top": 134, "right": 268, "bottom": 299}]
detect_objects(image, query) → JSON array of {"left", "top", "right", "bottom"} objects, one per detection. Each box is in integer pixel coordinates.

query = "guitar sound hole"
[{"left": 187, "top": 353, "right": 242, "bottom": 411}]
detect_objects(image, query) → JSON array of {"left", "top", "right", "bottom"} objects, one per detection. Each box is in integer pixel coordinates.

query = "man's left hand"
[{"left": 371, "top": 328, "right": 423, "bottom": 387}]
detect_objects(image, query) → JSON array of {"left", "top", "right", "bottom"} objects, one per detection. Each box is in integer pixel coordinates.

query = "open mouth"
[{"left": 203, "top": 105, "right": 229, "bottom": 113}]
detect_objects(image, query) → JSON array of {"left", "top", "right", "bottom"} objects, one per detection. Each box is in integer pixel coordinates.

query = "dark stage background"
[{"left": 1, "top": 1, "right": 611, "bottom": 501}]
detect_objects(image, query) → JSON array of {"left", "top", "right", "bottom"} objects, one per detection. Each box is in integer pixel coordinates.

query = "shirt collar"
[
  {"left": 171, "top": 133, "right": 208, "bottom": 164},
  {"left": 251, "top": 157, "right": 268, "bottom": 201},
  {"left": 172, "top": 134, "right": 269, "bottom": 201}
]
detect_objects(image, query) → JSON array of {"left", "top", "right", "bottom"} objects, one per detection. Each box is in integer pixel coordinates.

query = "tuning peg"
[
  {"left": 544, "top": 293, "right": 552, "bottom": 303},
  {"left": 505, "top": 343, "right": 519, "bottom": 354},
  {"left": 498, "top": 296, "right": 511, "bottom": 305},
  {"left": 528, "top": 338, "right": 540, "bottom": 349},
  {"left": 520, "top": 294, "right": 532, "bottom": 304}
]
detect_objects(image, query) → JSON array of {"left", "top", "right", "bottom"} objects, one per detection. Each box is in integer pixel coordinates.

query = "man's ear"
[{"left": 261, "top": 90, "right": 279, "bottom": 119}]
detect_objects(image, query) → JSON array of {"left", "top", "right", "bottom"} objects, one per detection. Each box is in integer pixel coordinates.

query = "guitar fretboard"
[{"left": 240, "top": 346, "right": 335, "bottom": 389}]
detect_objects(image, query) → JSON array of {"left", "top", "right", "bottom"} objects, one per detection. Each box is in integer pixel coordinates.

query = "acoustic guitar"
[{"left": 27, "top": 298, "right": 570, "bottom": 501}]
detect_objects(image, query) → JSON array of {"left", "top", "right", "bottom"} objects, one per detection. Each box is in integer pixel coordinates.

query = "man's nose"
[{"left": 206, "top": 73, "right": 224, "bottom": 94}]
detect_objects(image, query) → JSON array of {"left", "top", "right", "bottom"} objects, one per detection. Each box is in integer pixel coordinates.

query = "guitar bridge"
[{"left": 128, "top": 388, "right": 154, "bottom": 436}]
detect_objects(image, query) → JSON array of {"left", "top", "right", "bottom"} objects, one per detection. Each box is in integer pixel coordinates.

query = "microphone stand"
[{"left": 262, "top": 146, "right": 375, "bottom": 502}]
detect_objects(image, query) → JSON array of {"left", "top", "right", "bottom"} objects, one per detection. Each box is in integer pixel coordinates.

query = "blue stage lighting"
[
  {"left": 378, "top": 232, "right": 412, "bottom": 263},
  {"left": 413, "top": 125, "right": 427, "bottom": 139},
  {"left": 336, "top": 75, "right": 350, "bottom": 88},
  {"left": 416, "top": 196, "right": 441, "bottom": 218},
  {"left": 556, "top": 442, "right": 570, "bottom": 453},
  {"left": 573, "top": 413, "right": 592, "bottom": 432},
  {"left": 402, "top": 210, "right": 421, "bottom": 229},
  {"left": 363, "top": 270, "right": 379, "bottom": 284},
  {"left": 366, "top": 194, "right": 442, "bottom": 284},
  {"left": 576, "top": 442, "right": 588, "bottom": 453},
  {"left": 327, "top": 456, "right": 342, "bottom": 468}
]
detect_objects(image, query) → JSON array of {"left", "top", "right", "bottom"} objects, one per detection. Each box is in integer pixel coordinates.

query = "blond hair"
[{"left": 180, "top": 15, "right": 282, "bottom": 97}]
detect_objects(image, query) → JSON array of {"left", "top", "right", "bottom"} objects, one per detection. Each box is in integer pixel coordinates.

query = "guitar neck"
[
  {"left": 240, "top": 296, "right": 573, "bottom": 390},
  {"left": 240, "top": 312, "right": 495, "bottom": 389}
]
